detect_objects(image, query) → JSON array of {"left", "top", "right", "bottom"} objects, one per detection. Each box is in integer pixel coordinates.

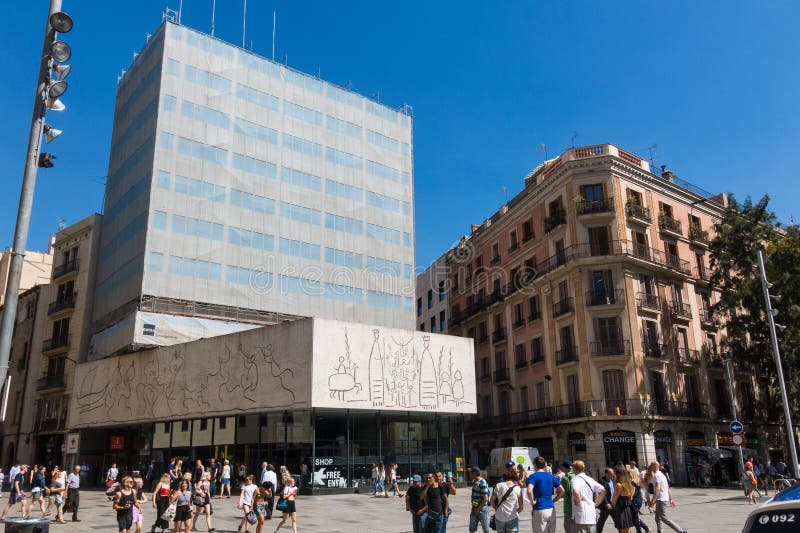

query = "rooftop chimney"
[
  {"left": 471, "top": 224, "right": 481, "bottom": 233},
  {"left": 660, "top": 165, "right": 675, "bottom": 182}
]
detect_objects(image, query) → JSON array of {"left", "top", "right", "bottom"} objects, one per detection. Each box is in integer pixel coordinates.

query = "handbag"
[
  {"left": 161, "top": 503, "right": 176, "bottom": 521},
  {"left": 106, "top": 479, "right": 115, "bottom": 489},
  {"left": 275, "top": 496, "right": 288, "bottom": 511},
  {"left": 489, "top": 485, "right": 516, "bottom": 530},
  {"left": 246, "top": 510, "right": 258, "bottom": 524}
]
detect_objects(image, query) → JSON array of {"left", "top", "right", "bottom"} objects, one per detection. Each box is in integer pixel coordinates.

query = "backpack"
[{"left": 632, "top": 484, "right": 643, "bottom": 508}]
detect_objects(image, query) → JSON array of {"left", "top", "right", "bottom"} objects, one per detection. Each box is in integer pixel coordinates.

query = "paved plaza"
[{"left": 1, "top": 486, "right": 759, "bottom": 532}]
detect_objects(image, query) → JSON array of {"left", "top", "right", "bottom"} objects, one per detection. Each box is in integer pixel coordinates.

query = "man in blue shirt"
[
  {"left": 526, "top": 456, "right": 564, "bottom": 533},
  {"left": 469, "top": 467, "right": 490, "bottom": 533}
]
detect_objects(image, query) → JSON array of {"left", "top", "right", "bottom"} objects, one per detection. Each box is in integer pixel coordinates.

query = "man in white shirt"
[
  {"left": 648, "top": 462, "right": 686, "bottom": 533},
  {"left": 66, "top": 464, "right": 81, "bottom": 522},
  {"left": 8, "top": 464, "right": 20, "bottom": 486},
  {"left": 260, "top": 462, "right": 269, "bottom": 485},
  {"left": 106, "top": 463, "right": 119, "bottom": 485},
  {"left": 570, "top": 460, "right": 606, "bottom": 533},
  {"left": 264, "top": 464, "right": 277, "bottom": 517}
]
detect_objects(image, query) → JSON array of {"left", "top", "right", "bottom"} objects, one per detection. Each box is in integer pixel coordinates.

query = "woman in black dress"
[{"left": 611, "top": 466, "right": 636, "bottom": 533}]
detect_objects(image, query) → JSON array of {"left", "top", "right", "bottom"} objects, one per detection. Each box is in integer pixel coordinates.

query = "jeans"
[
  {"left": 654, "top": 501, "right": 684, "bottom": 533},
  {"left": 469, "top": 506, "right": 490, "bottom": 533},
  {"left": 377, "top": 479, "right": 386, "bottom": 493},
  {"left": 412, "top": 513, "right": 423, "bottom": 533},
  {"left": 423, "top": 513, "right": 443, "bottom": 533},
  {"left": 372, "top": 478, "right": 378, "bottom": 493}
]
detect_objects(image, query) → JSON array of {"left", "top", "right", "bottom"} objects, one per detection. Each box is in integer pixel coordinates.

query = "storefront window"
[{"left": 603, "top": 430, "right": 637, "bottom": 466}]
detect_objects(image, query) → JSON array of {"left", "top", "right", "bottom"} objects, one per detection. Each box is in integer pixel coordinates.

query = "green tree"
[{"left": 709, "top": 194, "right": 800, "bottom": 418}]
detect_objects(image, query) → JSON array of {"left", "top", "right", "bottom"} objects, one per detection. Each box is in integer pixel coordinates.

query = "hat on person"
[
  {"left": 469, "top": 466, "right": 481, "bottom": 474},
  {"left": 505, "top": 461, "right": 515, "bottom": 468},
  {"left": 411, "top": 475, "right": 422, "bottom": 482},
  {"left": 561, "top": 460, "right": 573, "bottom": 469}
]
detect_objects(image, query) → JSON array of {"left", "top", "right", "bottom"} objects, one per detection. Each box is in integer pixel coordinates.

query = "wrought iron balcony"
[
  {"left": 659, "top": 215, "right": 683, "bottom": 236},
  {"left": 545, "top": 210, "right": 567, "bottom": 233},
  {"left": 642, "top": 341, "right": 667, "bottom": 359},
  {"left": 552, "top": 297, "right": 575, "bottom": 317},
  {"left": 636, "top": 292, "right": 661, "bottom": 312},
  {"left": 512, "top": 317, "right": 526, "bottom": 329},
  {"left": 48, "top": 297, "right": 76, "bottom": 315},
  {"left": 625, "top": 202, "right": 651, "bottom": 223},
  {"left": 52, "top": 258, "right": 79, "bottom": 279},
  {"left": 585, "top": 289, "right": 624, "bottom": 307},
  {"left": 669, "top": 302, "right": 692, "bottom": 320},
  {"left": 676, "top": 347, "right": 700, "bottom": 363},
  {"left": 700, "top": 306, "right": 715, "bottom": 324},
  {"left": 556, "top": 346, "right": 579, "bottom": 365},
  {"left": 492, "top": 328, "right": 507, "bottom": 343},
  {"left": 36, "top": 375, "right": 66, "bottom": 391},
  {"left": 576, "top": 196, "right": 615, "bottom": 215},
  {"left": 590, "top": 339, "right": 631, "bottom": 357},
  {"left": 689, "top": 225, "right": 710, "bottom": 245},
  {"left": 42, "top": 335, "right": 70, "bottom": 353},
  {"left": 665, "top": 254, "right": 692, "bottom": 275},
  {"left": 515, "top": 356, "right": 528, "bottom": 369},
  {"left": 493, "top": 367, "right": 511, "bottom": 384}
]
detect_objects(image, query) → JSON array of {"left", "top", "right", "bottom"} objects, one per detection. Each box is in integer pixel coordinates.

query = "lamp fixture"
[
  {"left": 49, "top": 12, "right": 73, "bottom": 33},
  {"left": 46, "top": 98, "right": 65, "bottom": 111},
  {"left": 52, "top": 64, "right": 71, "bottom": 81},
  {"left": 38, "top": 153, "right": 56, "bottom": 168},
  {"left": 50, "top": 41, "right": 71, "bottom": 63},
  {"left": 43, "top": 125, "right": 62, "bottom": 143},
  {"left": 47, "top": 79, "right": 67, "bottom": 98}
]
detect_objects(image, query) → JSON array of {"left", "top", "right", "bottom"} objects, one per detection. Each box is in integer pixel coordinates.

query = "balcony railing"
[
  {"left": 642, "top": 341, "right": 667, "bottom": 359},
  {"left": 493, "top": 367, "right": 511, "bottom": 384},
  {"left": 665, "top": 254, "right": 692, "bottom": 274},
  {"left": 695, "top": 266, "right": 711, "bottom": 281},
  {"left": 585, "top": 289, "right": 624, "bottom": 307},
  {"left": 515, "top": 357, "right": 528, "bottom": 369},
  {"left": 689, "top": 225, "right": 710, "bottom": 245},
  {"left": 492, "top": 328, "right": 507, "bottom": 343},
  {"left": 590, "top": 339, "right": 631, "bottom": 357},
  {"left": 636, "top": 292, "right": 661, "bottom": 311},
  {"left": 700, "top": 306, "right": 715, "bottom": 324},
  {"left": 576, "top": 196, "right": 615, "bottom": 215},
  {"left": 676, "top": 347, "right": 700, "bottom": 364},
  {"left": 669, "top": 302, "right": 692, "bottom": 320},
  {"left": 659, "top": 215, "right": 683, "bottom": 236},
  {"left": 512, "top": 317, "right": 525, "bottom": 329},
  {"left": 625, "top": 202, "right": 652, "bottom": 223},
  {"left": 477, "top": 333, "right": 489, "bottom": 344},
  {"left": 531, "top": 352, "right": 545, "bottom": 364},
  {"left": 36, "top": 375, "right": 66, "bottom": 391},
  {"left": 556, "top": 346, "right": 579, "bottom": 365},
  {"left": 545, "top": 210, "right": 567, "bottom": 233},
  {"left": 48, "top": 297, "right": 76, "bottom": 315},
  {"left": 52, "top": 258, "right": 79, "bottom": 279},
  {"left": 42, "top": 335, "right": 70, "bottom": 353},
  {"left": 552, "top": 297, "right": 574, "bottom": 317}
]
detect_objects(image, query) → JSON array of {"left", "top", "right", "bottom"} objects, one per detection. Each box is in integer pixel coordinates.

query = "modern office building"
[
  {"left": 416, "top": 253, "right": 450, "bottom": 334},
  {"left": 92, "top": 21, "right": 415, "bottom": 358},
  {"left": 445, "top": 144, "right": 780, "bottom": 484}
]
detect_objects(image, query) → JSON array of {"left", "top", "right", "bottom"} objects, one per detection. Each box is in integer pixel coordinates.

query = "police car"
[{"left": 742, "top": 483, "right": 800, "bottom": 532}]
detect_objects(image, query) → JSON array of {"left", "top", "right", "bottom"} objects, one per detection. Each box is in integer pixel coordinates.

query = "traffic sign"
[
  {"left": 730, "top": 420, "right": 744, "bottom": 434},
  {"left": 732, "top": 433, "right": 745, "bottom": 447}
]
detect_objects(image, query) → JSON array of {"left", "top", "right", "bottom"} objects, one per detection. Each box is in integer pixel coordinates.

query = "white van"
[{"left": 486, "top": 447, "right": 540, "bottom": 482}]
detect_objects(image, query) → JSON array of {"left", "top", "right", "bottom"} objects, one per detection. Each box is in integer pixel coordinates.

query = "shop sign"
[
  {"left": 686, "top": 431, "right": 705, "bottom": 447},
  {"left": 717, "top": 432, "right": 734, "bottom": 446},
  {"left": 66, "top": 433, "right": 80, "bottom": 454},
  {"left": 313, "top": 457, "right": 346, "bottom": 488},
  {"left": 603, "top": 430, "right": 636, "bottom": 445},
  {"left": 110, "top": 436, "right": 125, "bottom": 450},
  {"left": 568, "top": 433, "right": 586, "bottom": 447},
  {"left": 455, "top": 457, "right": 464, "bottom": 472},
  {"left": 654, "top": 430, "right": 672, "bottom": 446}
]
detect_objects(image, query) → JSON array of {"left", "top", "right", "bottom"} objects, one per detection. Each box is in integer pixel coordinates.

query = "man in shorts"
[{"left": 0, "top": 464, "right": 30, "bottom": 521}]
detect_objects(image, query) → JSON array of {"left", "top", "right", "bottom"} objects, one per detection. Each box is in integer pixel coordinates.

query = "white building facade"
[{"left": 93, "top": 22, "right": 415, "bottom": 357}]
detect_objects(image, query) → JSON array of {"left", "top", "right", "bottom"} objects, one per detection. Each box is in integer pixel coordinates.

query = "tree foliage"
[{"left": 709, "top": 194, "right": 800, "bottom": 418}]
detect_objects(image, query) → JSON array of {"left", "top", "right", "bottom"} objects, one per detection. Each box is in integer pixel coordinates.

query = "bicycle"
[{"left": 772, "top": 474, "right": 797, "bottom": 492}]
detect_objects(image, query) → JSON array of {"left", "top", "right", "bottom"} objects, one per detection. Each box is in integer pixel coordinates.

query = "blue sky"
[{"left": 1, "top": 1, "right": 798, "bottom": 268}]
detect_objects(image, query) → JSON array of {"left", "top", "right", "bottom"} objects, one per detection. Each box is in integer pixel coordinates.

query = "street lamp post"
[
  {"left": 758, "top": 250, "right": 800, "bottom": 478},
  {"left": 0, "top": 0, "right": 72, "bottom": 401},
  {"left": 722, "top": 353, "right": 746, "bottom": 482}
]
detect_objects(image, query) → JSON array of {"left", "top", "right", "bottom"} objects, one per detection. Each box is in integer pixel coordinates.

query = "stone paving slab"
[{"left": 0, "top": 486, "right": 757, "bottom": 532}]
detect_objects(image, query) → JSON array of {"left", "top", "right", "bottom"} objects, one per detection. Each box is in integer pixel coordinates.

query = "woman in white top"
[
  {"left": 273, "top": 477, "right": 297, "bottom": 533},
  {"left": 490, "top": 469, "right": 524, "bottom": 533},
  {"left": 237, "top": 475, "right": 257, "bottom": 533},
  {"left": 219, "top": 460, "right": 232, "bottom": 499}
]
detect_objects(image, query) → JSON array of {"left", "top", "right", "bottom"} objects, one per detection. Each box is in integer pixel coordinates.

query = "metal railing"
[
  {"left": 670, "top": 301, "right": 692, "bottom": 320},
  {"left": 690, "top": 225, "right": 710, "bottom": 244},
  {"left": 556, "top": 346, "right": 579, "bottom": 365},
  {"left": 52, "top": 258, "right": 79, "bottom": 279},
  {"left": 36, "top": 375, "right": 66, "bottom": 391},
  {"left": 625, "top": 202, "right": 652, "bottom": 223},
  {"left": 659, "top": 215, "right": 683, "bottom": 235},
  {"left": 590, "top": 339, "right": 631, "bottom": 357},
  {"left": 48, "top": 297, "right": 76, "bottom": 315},
  {"left": 492, "top": 328, "right": 507, "bottom": 343},
  {"left": 642, "top": 341, "right": 667, "bottom": 359},
  {"left": 676, "top": 347, "right": 700, "bottom": 363},
  {"left": 552, "top": 297, "right": 574, "bottom": 317},
  {"left": 636, "top": 292, "right": 661, "bottom": 311},
  {"left": 576, "top": 196, "right": 615, "bottom": 215},
  {"left": 493, "top": 367, "right": 511, "bottom": 384},
  {"left": 42, "top": 335, "right": 70, "bottom": 353},
  {"left": 545, "top": 210, "right": 567, "bottom": 232},
  {"left": 515, "top": 357, "right": 528, "bottom": 369},
  {"left": 585, "top": 289, "right": 624, "bottom": 306},
  {"left": 666, "top": 254, "right": 692, "bottom": 274},
  {"left": 700, "top": 306, "right": 715, "bottom": 323}
]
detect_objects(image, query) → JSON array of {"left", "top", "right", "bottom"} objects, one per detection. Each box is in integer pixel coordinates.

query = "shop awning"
[{"left": 689, "top": 446, "right": 733, "bottom": 458}]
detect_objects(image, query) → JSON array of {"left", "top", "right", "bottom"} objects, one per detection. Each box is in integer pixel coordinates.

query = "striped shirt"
[{"left": 471, "top": 477, "right": 490, "bottom": 506}]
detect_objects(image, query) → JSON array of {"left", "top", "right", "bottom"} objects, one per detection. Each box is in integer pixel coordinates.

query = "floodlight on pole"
[
  {"left": 50, "top": 41, "right": 71, "bottom": 62},
  {"left": 38, "top": 153, "right": 56, "bottom": 168},
  {"left": 43, "top": 125, "right": 62, "bottom": 142},
  {"left": 53, "top": 64, "right": 71, "bottom": 80},
  {"left": 49, "top": 11, "right": 73, "bottom": 33},
  {"left": 47, "top": 79, "right": 67, "bottom": 98},
  {"left": 46, "top": 97, "right": 65, "bottom": 111}
]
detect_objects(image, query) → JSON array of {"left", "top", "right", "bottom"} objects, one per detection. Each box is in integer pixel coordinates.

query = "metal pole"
[
  {"left": 242, "top": 0, "right": 247, "bottom": 48},
  {"left": 272, "top": 11, "right": 276, "bottom": 60},
  {"left": 758, "top": 250, "right": 800, "bottom": 477},
  {"left": 211, "top": 0, "right": 216, "bottom": 36},
  {"left": 0, "top": 0, "right": 61, "bottom": 400},
  {"left": 723, "top": 356, "right": 745, "bottom": 481}
]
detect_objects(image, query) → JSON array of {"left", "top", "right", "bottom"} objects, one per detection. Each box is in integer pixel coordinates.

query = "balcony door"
[
  {"left": 602, "top": 369, "right": 627, "bottom": 415},
  {"left": 591, "top": 270, "right": 614, "bottom": 302},
  {"left": 642, "top": 320, "right": 660, "bottom": 356},
  {"left": 633, "top": 231, "right": 649, "bottom": 258},
  {"left": 595, "top": 317, "right": 622, "bottom": 351},
  {"left": 588, "top": 226, "right": 611, "bottom": 256},
  {"left": 566, "top": 374, "right": 580, "bottom": 417},
  {"left": 650, "top": 371, "right": 667, "bottom": 414}
]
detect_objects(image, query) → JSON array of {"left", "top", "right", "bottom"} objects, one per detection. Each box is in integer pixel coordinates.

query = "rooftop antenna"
[
  {"left": 501, "top": 186, "right": 509, "bottom": 204},
  {"left": 272, "top": 11, "right": 276, "bottom": 60},
  {"left": 314, "top": 68, "right": 321, "bottom": 79},
  {"left": 283, "top": 54, "right": 288, "bottom": 65},
  {"left": 346, "top": 80, "right": 353, "bottom": 90},
  {"left": 571, "top": 132, "right": 578, "bottom": 148},
  {"left": 647, "top": 144, "right": 657, "bottom": 170},
  {"left": 211, "top": 0, "right": 216, "bottom": 36},
  {"left": 178, "top": 0, "right": 183, "bottom": 24},
  {"left": 58, "top": 219, "right": 66, "bottom": 231},
  {"left": 242, "top": 0, "right": 247, "bottom": 48},
  {"left": 536, "top": 143, "right": 548, "bottom": 161}
]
